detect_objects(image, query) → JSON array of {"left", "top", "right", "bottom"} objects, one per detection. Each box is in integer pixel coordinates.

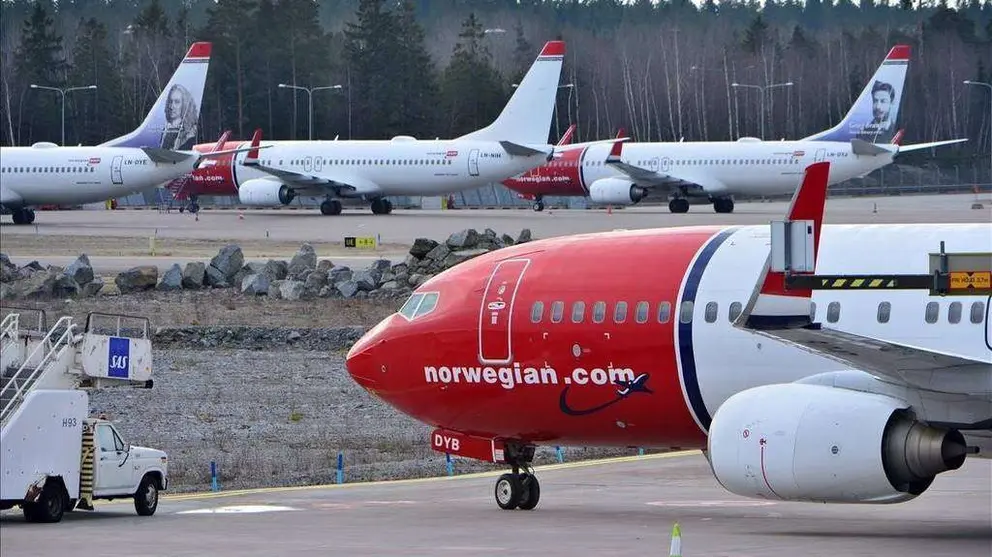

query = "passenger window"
[
  {"left": 531, "top": 301, "right": 544, "bottom": 323},
  {"left": 97, "top": 425, "right": 117, "bottom": 452},
  {"left": 414, "top": 292, "right": 438, "bottom": 318},
  {"left": 592, "top": 301, "right": 606, "bottom": 324},
  {"left": 827, "top": 301, "right": 840, "bottom": 323},
  {"left": 657, "top": 302, "right": 671, "bottom": 324},
  {"left": 971, "top": 301, "right": 985, "bottom": 324},
  {"left": 614, "top": 301, "right": 628, "bottom": 323},
  {"left": 399, "top": 293, "right": 424, "bottom": 320},
  {"left": 925, "top": 301, "right": 939, "bottom": 324},
  {"left": 877, "top": 301, "right": 891, "bottom": 324},
  {"left": 551, "top": 301, "right": 564, "bottom": 323},
  {"left": 571, "top": 301, "right": 586, "bottom": 323},
  {"left": 679, "top": 301, "right": 694, "bottom": 324},
  {"left": 635, "top": 301, "right": 649, "bottom": 324},
  {"left": 729, "top": 301, "right": 743, "bottom": 322},
  {"left": 948, "top": 302, "right": 962, "bottom": 324},
  {"left": 704, "top": 302, "right": 718, "bottom": 323}
]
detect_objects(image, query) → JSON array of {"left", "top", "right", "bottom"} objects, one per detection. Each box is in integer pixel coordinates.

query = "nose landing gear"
[{"left": 493, "top": 443, "right": 540, "bottom": 510}]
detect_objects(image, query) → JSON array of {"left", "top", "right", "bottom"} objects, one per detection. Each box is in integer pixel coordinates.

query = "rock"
[
  {"left": 409, "top": 238, "right": 439, "bottom": 258},
  {"left": 156, "top": 264, "right": 184, "bottom": 291},
  {"left": 52, "top": 274, "right": 80, "bottom": 298},
  {"left": 303, "top": 270, "right": 326, "bottom": 296},
  {"left": 267, "top": 280, "right": 284, "bottom": 299},
  {"left": 279, "top": 280, "right": 305, "bottom": 301},
  {"left": 355, "top": 290, "right": 369, "bottom": 299},
  {"left": 204, "top": 265, "right": 230, "bottom": 288},
  {"left": 209, "top": 244, "right": 244, "bottom": 280},
  {"left": 327, "top": 266, "right": 352, "bottom": 284},
  {"left": 516, "top": 228, "right": 532, "bottom": 244},
  {"left": 352, "top": 270, "right": 378, "bottom": 291},
  {"left": 115, "top": 266, "right": 158, "bottom": 294},
  {"left": 317, "top": 259, "right": 334, "bottom": 274},
  {"left": 408, "top": 273, "right": 429, "bottom": 287},
  {"left": 242, "top": 273, "right": 270, "bottom": 295},
  {"left": 446, "top": 228, "right": 479, "bottom": 249},
  {"left": 425, "top": 244, "right": 451, "bottom": 262},
  {"left": 287, "top": 331, "right": 302, "bottom": 343},
  {"left": 484, "top": 228, "right": 498, "bottom": 239},
  {"left": 402, "top": 254, "right": 420, "bottom": 269},
  {"left": 441, "top": 248, "right": 490, "bottom": 269},
  {"left": 369, "top": 259, "right": 392, "bottom": 274},
  {"left": 335, "top": 280, "right": 360, "bottom": 298},
  {"left": 81, "top": 276, "right": 104, "bottom": 297},
  {"left": 318, "top": 285, "right": 335, "bottom": 298},
  {"left": 0, "top": 283, "right": 11, "bottom": 300},
  {"left": 288, "top": 243, "right": 317, "bottom": 279},
  {"left": 264, "top": 260, "right": 288, "bottom": 280},
  {"left": 64, "top": 254, "right": 94, "bottom": 286},
  {"left": 390, "top": 263, "right": 408, "bottom": 275},
  {"left": 0, "top": 253, "right": 16, "bottom": 283},
  {"left": 501, "top": 234, "right": 515, "bottom": 246},
  {"left": 392, "top": 271, "right": 410, "bottom": 285},
  {"left": 380, "top": 280, "right": 401, "bottom": 291},
  {"left": 182, "top": 262, "right": 206, "bottom": 289}
]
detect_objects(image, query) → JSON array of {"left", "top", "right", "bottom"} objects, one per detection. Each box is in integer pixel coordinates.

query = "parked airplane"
[
  {"left": 503, "top": 44, "right": 967, "bottom": 213},
  {"left": 166, "top": 40, "right": 571, "bottom": 216},
  {"left": 0, "top": 42, "right": 222, "bottom": 225},
  {"left": 345, "top": 161, "right": 991, "bottom": 511}
]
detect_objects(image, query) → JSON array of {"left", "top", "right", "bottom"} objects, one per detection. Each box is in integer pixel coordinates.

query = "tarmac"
[{"left": 1, "top": 451, "right": 988, "bottom": 556}]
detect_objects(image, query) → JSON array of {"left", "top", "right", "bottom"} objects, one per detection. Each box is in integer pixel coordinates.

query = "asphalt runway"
[
  {"left": 1, "top": 452, "right": 988, "bottom": 556},
  {"left": 2, "top": 193, "right": 989, "bottom": 246}
]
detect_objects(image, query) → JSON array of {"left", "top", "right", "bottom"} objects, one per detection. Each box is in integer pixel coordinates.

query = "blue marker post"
[
  {"left": 336, "top": 452, "right": 344, "bottom": 484},
  {"left": 210, "top": 460, "right": 218, "bottom": 492},
  {"left": 638, "top": 447, "right": 645, "bottom": 456},
  {"left": 555, "top": 446, "right": 564, "bottom": 463},
  {"left": 445, "top": 453, "right": 454, "bottom": 476}
]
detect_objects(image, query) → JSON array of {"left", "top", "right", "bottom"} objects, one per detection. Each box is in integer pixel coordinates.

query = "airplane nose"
[{"left": 345, "top": 316, "right": 392, "bottom": 389}]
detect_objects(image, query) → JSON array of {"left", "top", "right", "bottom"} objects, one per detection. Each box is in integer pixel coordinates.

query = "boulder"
[
  {"left": 242, "top": 273, "right": 270, "bottom": 296},
  {"left": 441, "top": 248, "right": 490, "bottom": 269},
  {"left": 115, "top": 266, "right": 158, "bottom": 294},
  {"left": 288, "top": 243, "right": 317, "bottom": 279},
  {"left": 327, "top": 266, "right": 353, "bottom": 284},
  {"left": 408, "top": 273, "right": 429, "bottom": 287},
  {"left": 204, "top": 265, "right": 230, "bottom": 288},
  {"left": 446, "top": 228, "right": 479, "bottom": 249},
  {"left": 335, "top": 280, "right": 360, "bottom": 298},
  {"left": 317, "top": 259, "right": 334, "bottom": 274},
  {"left": 209, "top": 244, "right": 244, "bottom": 280},
  {"left": 0, "top": 253, "right": 16, "bottom": 283},
  {"left": 303, "top": 271, "right": 326, "bottom": 296},
  {"left": 81, "top": 276, "right": 104, "bottom": 297},
  {"left": 279, "top": 280, "right": 305, "bottom": 301},
  {"left": 409, "top": 238, "right": 439, "bottom": 258},
  {"left": 267, "top": 280, "right": 285, "bottom": 300},
  {"left": 501, "top": 234, "right": 515, "bottom": 247},
  {"left": 182, "top": 262, "right": 206, "bottom": 289},
  {"left": 369, "top": 259, "right": 392, "bottom": 274},
  {"left": 52, "top": 274, "right": 80, "bottom": 298},
  {"left": 425, "top": 244, "right": 451, "bottom": 262},
  {"left": 156, "top": 264, "right": 184, "bottom": 291},
  {"left": 403, "top": 254, "right": 420, "bottom": 269},
  {"left": 64, "top": 254, "right": 94, "bottom": 286},
  {"left": 380, "top": 280, "right": 401, "bottom": 291},
  {"left": 264, "top": 259, "right": 289, "bottom": 280},
  {"left": 352, "top": 270, "right": 378, "bottom": 292},
  {"left": 516, "top": 228, "right": 532, "bottom": 244}
]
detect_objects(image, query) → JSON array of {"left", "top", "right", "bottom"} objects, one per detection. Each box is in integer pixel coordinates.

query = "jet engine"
[
  {"left": 707, "top": 383, "right": 968, "bottom": 504},
  {"left": 237, "top": 179, "right": 296, "bottom": 206},
  {"left": 588, "top": 178, "right": 647, "bottom": 205}
]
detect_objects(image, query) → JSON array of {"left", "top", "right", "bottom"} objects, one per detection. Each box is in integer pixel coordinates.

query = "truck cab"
[{"left": 89, "top": 417, "right": 168, "bottom": 513}]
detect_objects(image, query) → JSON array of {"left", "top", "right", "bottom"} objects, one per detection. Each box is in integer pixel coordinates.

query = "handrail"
[
  {"left": 85, "top": 312, "right": 150, "bottom": 339},
  {"left": 0, "top": 307, "right": 47, "bottom": 332},
  {"left": 0, "top": 316, "right": 77, "bottom": 423},
  {"left": 0, "top": 313, "right": 19, "bottom": 361}
]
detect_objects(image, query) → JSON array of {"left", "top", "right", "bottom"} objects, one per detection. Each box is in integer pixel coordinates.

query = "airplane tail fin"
[
  {"left": 101, "top": 42, "right": 212, "bottom": 149},
  {"left": 456, "top": 40, "right": 565, "bottom": 145},
  {"left": 802, "top": 45, "right": 909, "bottom": 145},
  {"left": 556, "top": 124, "right": 576, "bottom": 146}
]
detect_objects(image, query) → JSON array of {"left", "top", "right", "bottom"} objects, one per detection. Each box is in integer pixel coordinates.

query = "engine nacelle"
[
  {"left": 588, "top": 178, "right": 647, "bottom": 205},
  {"left": 238, "top": 179, "right": 296, "bottom": 206},
  {"left": 707, "top": 384, "right": 967, "bottom": 504}
]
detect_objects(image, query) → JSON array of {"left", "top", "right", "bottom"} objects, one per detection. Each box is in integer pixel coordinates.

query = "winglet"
[
  {"left": 736, "top": 161, "right": 830, "bottom": 330},
  {"left": 556, "top": 124, "right": 576, "bottom": 146},
  {"left": 606, "top": 138, "right": 624, "bottom": 163},
  {"left": 244, "top": 128, "right": 262, "bottom": 165},
  {"left": 615, "top": 127, "right": 627, "bottom": 140},
  {"left": 211, "top": 130, "right": 231, "bottom": 153}
]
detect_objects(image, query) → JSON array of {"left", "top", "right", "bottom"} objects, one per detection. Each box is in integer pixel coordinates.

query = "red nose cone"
[{"left": 345, "top": 317, "right": 392, "bottom": 390}]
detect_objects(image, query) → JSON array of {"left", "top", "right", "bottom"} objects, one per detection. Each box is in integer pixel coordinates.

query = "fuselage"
[
  {"left": 0, "top": 144, "right": 196, "bottom": 208},
  {"left": 346, "top": 223, "right": 992, "bottom": 452},
  {"left": 170, "top": 138, "right": 550, "bottom": 200},
  {"left": 504, "top": 139, "right": 892, "bottom": 199}
]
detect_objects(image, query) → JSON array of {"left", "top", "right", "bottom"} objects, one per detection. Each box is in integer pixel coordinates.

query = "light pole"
[
  {"left": 278, "top": 83, "right": 343, "bottom": 140},
  {"left": 29, "top": 84, "right": 97, "bottom": 145},
  {"left": 731, "top": 81, "right": 793, "bottom": 139},
  {"left": 964, "top": 80, "right": 992, "bottom": 183}
]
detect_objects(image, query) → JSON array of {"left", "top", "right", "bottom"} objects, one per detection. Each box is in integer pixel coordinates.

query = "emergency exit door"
[
  {"left": 468, "top": 149, "right": 480, "bottom": 177},
  {"left": 478, "top": 258, "right": 530, "bottom": 364},
  {"left": 111, "top": 156, "right": 124, "bottom": 185}
]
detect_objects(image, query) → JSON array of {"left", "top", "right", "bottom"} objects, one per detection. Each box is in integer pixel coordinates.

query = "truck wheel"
[
  {"left": 134, "top": 474, "right": 159, "bottom": 516},
  {"left": 24, "top": 480, "right": 66, "bottom": 523}
]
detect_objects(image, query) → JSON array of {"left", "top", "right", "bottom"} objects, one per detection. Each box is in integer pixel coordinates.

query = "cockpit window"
[
  {"left": 399, "top": 293, "right": 424, "bottom": 319},
  {"left": 415, "top": 292, "right": 439, "bottom": 317},
  {"left": 398, "top": 292, "right": 440, "bottom": 320}
]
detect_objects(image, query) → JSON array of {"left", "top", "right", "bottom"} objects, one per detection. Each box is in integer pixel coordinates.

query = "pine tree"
[
  {"left": 441, "top": 13, "right": 507, "bottom": 137},
  {"left": 14, "top": 2, "right": 66, "bottom": 144},
  {"left": 69, "top": 18, "right": 122, "bottom": 145}
]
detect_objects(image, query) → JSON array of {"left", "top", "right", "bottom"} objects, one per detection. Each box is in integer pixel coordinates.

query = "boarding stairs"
[{"left": 0, "top": 311, "right": 154, "bottom": 430}]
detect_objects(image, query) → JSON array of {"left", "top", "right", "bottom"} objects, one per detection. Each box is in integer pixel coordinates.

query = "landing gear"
[
  {"left": 320, "top": 198, "right": 343, "bottom": 216},
  {"left": 668, "top": 198, "right": 689, "bottom": 214},
  {"left": 493, "top": 443, "right": 540, "bottom": 510},
  {"left": 532, "top": 196, "right": 545, "bottom": 212},
  {"left": 712, "top": 196, "right": 734, "bottom": 214},
  {"left": 10, "top": 208, "right": 36, "bottom": 225},
  {"left": 370, "top": 198, "right": 393, "bottom": 215}
]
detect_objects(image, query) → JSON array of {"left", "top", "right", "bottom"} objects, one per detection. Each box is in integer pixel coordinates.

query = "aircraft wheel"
[
  {"left": 713, "top": 197, "right": 734, "bottom": 213},
  {"left": 533, "top": 201, "right": 545, "bottom": 212},
  {"left": 517, "top": 474, "right": 541, "bottom": 510},
  {"left": 370, "top": 199, "right": 387, "bottom": 215},
  {"left": 383, "top": 199, "right": 393, "bottom": 214},
  {"left": 320, "top": 199, "right": 342, "bottom": 216},
  {"left": 669, "top": 198, "right": 689, "bottom": 213},
  {"left": 11, "top": 210, "right": 26, "bottom": 225},
  {"left": 494, "top": 473, "right": 523, "bottom": 510},
  {"left": 25, "top": 209, "right": 35, "bottom": 224}
]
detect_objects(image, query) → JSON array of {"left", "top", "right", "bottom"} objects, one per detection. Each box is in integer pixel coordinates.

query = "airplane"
[
  {"left": 502, "top": 44, "right": 968, "bottom": 214},
  {"left": 345, "top": 160, "right": 991, "bottom": 511},
  {"left": 164, "top": 40, "right": 576, "bottom": 216},
  {"left": 0, "top": 42, "right": 233, "bottom": 225}
]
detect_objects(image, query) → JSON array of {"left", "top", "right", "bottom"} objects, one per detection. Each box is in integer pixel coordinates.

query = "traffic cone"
[
  {"left": 238, "top": 211, "right": 244, "bottom": 220},
  {"left": 669, "top": 522, "right": 682, "bottom": 557}
]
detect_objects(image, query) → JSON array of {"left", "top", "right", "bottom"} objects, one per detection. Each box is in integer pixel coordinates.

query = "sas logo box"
[{"left": 107, "top": 337, "right": 130, "bottom": 378}]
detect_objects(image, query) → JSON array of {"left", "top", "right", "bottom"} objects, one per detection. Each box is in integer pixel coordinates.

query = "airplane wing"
[
  {"left": 603, "top": 141, "right": 711, "bottom": 194},
  {"left": 732, "top": 160, "right": 992, "bottom": 399},
  {"left": 897, "top": 138, "right": 969, "bottom": 153}
]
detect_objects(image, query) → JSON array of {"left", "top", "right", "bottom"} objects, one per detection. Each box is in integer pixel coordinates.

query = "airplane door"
[
  {"left": 111, "top": 156, "right": 124, "bottom": 185},
  {"left": 478, "top": 258, "right": 530, "bottom": 364},
  {"left": 814, "top": 148, "right": 826, "bottom": 163},
  {"left": 468, "top": 149, "right": 480, "bottom": 177},
  {"left": 985, "top": 295, "right": 991, "bottom": 351}
]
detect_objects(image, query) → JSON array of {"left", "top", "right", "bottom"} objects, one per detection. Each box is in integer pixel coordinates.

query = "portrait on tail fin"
[{"left": 160, "top": 84, "right": 199, "bottom": 150}]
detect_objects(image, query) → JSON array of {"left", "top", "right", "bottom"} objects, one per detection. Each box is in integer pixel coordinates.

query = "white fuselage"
[
  {"left": 229, "top": 139, "right": 550, "bottom": 197},
  {"left": 0, "top": 145, "right": 196, "bottom": 208},
  {"left": 580, "top": 139, "right": 891, "bottom": 196}
]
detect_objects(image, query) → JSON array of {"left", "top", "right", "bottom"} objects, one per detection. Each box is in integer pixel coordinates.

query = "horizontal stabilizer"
[
  {"left": 897, "top": 138, "right": 969, "bottom": 153},
  {"left": 499, "top": 141, "right": 549, "bottom": 157},
  {"left": 141, "top": 148, "right": 194, "bottom": 164},
  {"left": 851, "top": 139, "right": 894, "bottom": 156}
]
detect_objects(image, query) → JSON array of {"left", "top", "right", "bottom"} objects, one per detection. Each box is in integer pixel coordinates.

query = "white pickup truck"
[{"left": 0, "top": 390, "right": 169, "bottom": 523}]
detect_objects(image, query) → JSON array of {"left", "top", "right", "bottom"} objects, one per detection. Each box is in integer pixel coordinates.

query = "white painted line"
[{"left": 176, "top": 504, "right": 299, "bottom": 515}]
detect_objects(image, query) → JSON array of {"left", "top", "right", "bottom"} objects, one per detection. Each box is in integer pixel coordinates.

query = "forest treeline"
[{"left": 0, "top": 0, "right": 989, "bottom": 169}]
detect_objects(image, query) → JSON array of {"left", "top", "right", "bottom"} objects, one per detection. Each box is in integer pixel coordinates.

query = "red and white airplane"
[
  {"left": 346, "top": 161, "right": 991, "bottom": 510},
  {"left": 502, "top": 44, "right": 966, "bottom": 214}
]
